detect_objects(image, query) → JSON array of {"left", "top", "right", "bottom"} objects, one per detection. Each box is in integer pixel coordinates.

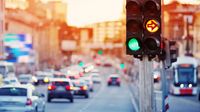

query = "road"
[
  {"left": 154, "top": 82, "right": 200, "bottom": 112},
  {"left": 35, "top": 67, "right": 135, "bottom": 112}
]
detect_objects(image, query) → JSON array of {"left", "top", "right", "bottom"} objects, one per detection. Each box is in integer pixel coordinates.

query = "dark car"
[
  {"left": 73, "top": 80, "right": 89, "bottom": 98},
  {"left": 107, "top": 75, "right": 121, "bottom": 86},
  {"left": 47, "top": 78, "right": 74, "bottom": 103}
]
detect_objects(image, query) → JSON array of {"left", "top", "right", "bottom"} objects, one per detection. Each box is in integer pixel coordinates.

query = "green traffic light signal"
[
  {"left": 98, "top": 50, "right": 103, "bottom": 55},
  {"left": 128, "top": 38, "right": 141, "bottom": 51},
  {"left": 120, "top": 63, "right": 125, "bottom": 69},
  {"left": 78, "top": 62, "right": 84, "bottom": 67}
]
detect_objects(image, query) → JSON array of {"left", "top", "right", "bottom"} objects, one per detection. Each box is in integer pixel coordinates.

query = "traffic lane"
[
  {"left": 79, "top": 79, "right": 135, "bottom": 112},
  {"left": 155, "top": 91, "right": 200, "bottom": 112},
  {"left": 169, "top": 95, "right": 200, "bottom": 112},
  {"left": 35, "top": 83, "right": 102, "bottom": 112}
]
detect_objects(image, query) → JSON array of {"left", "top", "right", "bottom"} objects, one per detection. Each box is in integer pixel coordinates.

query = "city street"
[
  {"left": 35, "top": 67, "right": 135, "bottom": 112},
  {"left": 1, "top": 1, "right": 200, "bottom": 112}
]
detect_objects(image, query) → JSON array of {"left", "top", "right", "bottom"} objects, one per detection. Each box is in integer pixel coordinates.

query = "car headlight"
[
  {"left": 32, "top": 76, "right": 38, "bottom": 82},
  {"left": 153, "top": 75, "right": 158, "bottom": 79},
  {"left": 188, "top": 84, "right": 192, "bottom": 88},
  {"left": 180, "top": 84, "right": 184, "bottom": 88},
  {"left": 44, "top": 77, "right": 49, "bottom": 83}
]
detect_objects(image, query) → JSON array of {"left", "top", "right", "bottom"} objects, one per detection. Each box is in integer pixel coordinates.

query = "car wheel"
[
  {"left": 85, "top": 94, "right": 89, "bottom": 98},
  {"left": 35, "top": 107, "right": 38, "bottom": 112},
  {"left": 70, "top": 98, "right": 74, "bottom": 103},
  {"left": 47, "top": 97, "right": 51, "bottom": 102},
  {"left": 90, "top": 88, "right": 93, "bottom": 92}
]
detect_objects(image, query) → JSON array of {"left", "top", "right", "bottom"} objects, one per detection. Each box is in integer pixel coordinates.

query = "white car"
[
  {"left": 81, "top": 75, "right": 94, "bottom": 92},
  {"left": 91, "top": 73, "right": 101, "bottom": 83},
  {"left": 3, "top": 77, "right": 20, "bottom": 85},
  {"left": 18, "top": 74, "right": 38, "bottom": 85},
  {"left": 0, "top": 85, "right": 46, "bottom": 112}
]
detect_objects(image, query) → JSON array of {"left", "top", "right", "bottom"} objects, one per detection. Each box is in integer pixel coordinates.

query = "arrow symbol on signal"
[{"left": 147, "top": 20, "right": 158, "bottom": 31}]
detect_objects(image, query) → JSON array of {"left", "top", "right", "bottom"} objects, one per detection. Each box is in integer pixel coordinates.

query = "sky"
[
  {"left": 65, "top": 0, "right": 200, "bottom": 27},
  {"left": 66, "top": 0, "right": 124, "bottom": 27}
]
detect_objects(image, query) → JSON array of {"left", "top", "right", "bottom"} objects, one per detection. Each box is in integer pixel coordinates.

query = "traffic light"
[
  {"left": 143, "top": 0, "right": 161, "bottom": 59},
  {"left": 161, "top": 40, "right": 178, "bottom": 68},
  {"left": 126, "top": 0, "right": 143, "bottom": 59},
  {"left": 98, "top": 50, "right": 103, "bottom": 55},
  {"left": 78, "top": 61, "right": 84, "bottom": 67},
  {"left": 120, "top": 63, "right": 125, "bottom": 69},
  {"left": 169, "top": 40, "right": 178, "bottom": 63},
  {"left": 158, "top": 40, "right": 166, "bottom": 61}
]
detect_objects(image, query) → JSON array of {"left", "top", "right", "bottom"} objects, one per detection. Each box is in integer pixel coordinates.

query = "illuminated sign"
[
  {"left": 145, "top": 19, "right": 160, "bottom": 33},
  {"left": 179, "top": 64, "right": 193, "bottom": 68},
  {"left": 4, "top": 34, "right": 33, "bottom": 63}
]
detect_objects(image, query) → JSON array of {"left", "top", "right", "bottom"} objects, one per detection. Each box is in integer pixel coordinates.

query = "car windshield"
[
  {"left": 92, "top": 74, "right": 99, "bottom": 77},
  {"left": 73, "top": 81, "right": 85, "bottom": 87},
  {"left": 177, "top": 68, "right": 195, "bottom": 83},
  {"left": 54, "top": 75, "right": 66, "bottom": 78},
  {"left": 0, "top": 88, "right": 27, "bottom": 96},
  {"left": 111, "top": 77, "right": 118, "bottom": 80},
  {"left": 19, "top": 77, "right": 31, "bottom": 80},
  {"left": 0, "top": 66, "right": 6, "bottom": 76},
  {"left": 52, "top": 81, "right": 69, "bottom": 86}
]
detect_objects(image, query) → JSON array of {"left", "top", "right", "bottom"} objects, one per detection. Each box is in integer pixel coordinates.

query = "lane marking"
[
  {"left": 79, "top": 72, "right": 106, "bottom": 112},
  {"left": 128, "top": 85, "right": 139, "bottom": 112}
]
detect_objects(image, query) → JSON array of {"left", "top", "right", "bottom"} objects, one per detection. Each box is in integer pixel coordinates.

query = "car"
[
  {"left": 53, "top": 71, "right": 66, "bottom": 79},
  {"left": 73, "top": 79, "right": 89, "bottom": 98},
  {"left": 35, "top": 71, "right": 53, "bottom": 85},
  {"left": 47, "top": 78, "right": 74, "bottom": 103},
  {"left": 67, "top": 74, "right": 80, "bottom": 80},
  {"left": 3, "top": 77, "right": 20, "bottom": 85},
  {"left": 107, "top": 75, "right": 121, "bottom": 86},
  {"left": 91, "top": 73, "right": 101, "bottom": 83},
  {"left": 152, "top": 70, "right": 161, "bottom": 83},
  {"left": 18, "top": 74, "right": 38, "bottom": 85},
  {"left": 0, "top": 85, "right": 45, "bottom": 112},
  {"left": 81, "top": 75, "right": 94, "bottom": 92}
]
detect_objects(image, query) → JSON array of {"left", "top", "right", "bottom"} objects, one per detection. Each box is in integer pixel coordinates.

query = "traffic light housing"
[
  {"left": 143, "top": 0, "right": 161, "bottom": 59},
  {"left": 160, "top": 40, "right": 178, "bottom": 68},
  {"left": 126, "top": 0, "right": 143, "bottom": 59},
  {"left": 169, "top": 40, "right": 178, "bottom": 63},
  {"left": 126, "top": 0, "right": 161, "bottom": 60}
]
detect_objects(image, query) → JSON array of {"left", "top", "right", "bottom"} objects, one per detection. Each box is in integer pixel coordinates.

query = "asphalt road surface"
[{"left": 35, "top": 67, "right": 135, "bottom": 112}]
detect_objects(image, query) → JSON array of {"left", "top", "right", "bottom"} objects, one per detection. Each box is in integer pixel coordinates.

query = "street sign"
[{"left": 145, "top": 19, "right": 160, "bottom": 33}]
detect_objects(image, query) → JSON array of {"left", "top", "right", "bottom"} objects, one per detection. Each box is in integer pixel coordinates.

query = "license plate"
[{"left": 56, "top": 87, "right": 65, "bottom": 91}]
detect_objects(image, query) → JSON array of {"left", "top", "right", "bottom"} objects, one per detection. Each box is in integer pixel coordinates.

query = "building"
[
  {"left": 0, "top": 0, "right": 5, "bottom": 58},
  {"left": 164, "top": 1, "right": 200, "bottom": 55},
  {"left": 4, "top": 0, "right": 65, "bottom": 72},
  {"left": 193, "top": 11, "right": 200, "bottom": 57}
]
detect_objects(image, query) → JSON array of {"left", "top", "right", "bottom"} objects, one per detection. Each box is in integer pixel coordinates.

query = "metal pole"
[
  {"left": 161, "top": 61, "right": 169, "bottom": 112},
  {"left": 139, "top": 56, "right": 154, "bottom": 112}
]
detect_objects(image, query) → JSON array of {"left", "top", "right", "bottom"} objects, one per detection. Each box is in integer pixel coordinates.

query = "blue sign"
[{"left": 4, "top": 34, "right": 33, "bottom": 63}]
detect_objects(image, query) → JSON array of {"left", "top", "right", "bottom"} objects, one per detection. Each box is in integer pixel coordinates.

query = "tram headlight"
[
  {"left": 180, "top": 84, "right": 184, "bottom": 88},
  {"left": 188, "top": 84, "right": 192, "bottom": 88}
]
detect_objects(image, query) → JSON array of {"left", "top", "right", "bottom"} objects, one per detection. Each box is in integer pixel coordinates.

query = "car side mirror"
[{"left": 39, "top": 93, "right": 45, "bottom": 98}]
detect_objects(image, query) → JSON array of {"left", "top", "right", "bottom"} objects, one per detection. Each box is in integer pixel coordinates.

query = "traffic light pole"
[
  {"left": 139, "top": 56, "right": 154, "bottom": 112},
  {"left": 161, "top": 61, "right": 169, "bottom": 112}
]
